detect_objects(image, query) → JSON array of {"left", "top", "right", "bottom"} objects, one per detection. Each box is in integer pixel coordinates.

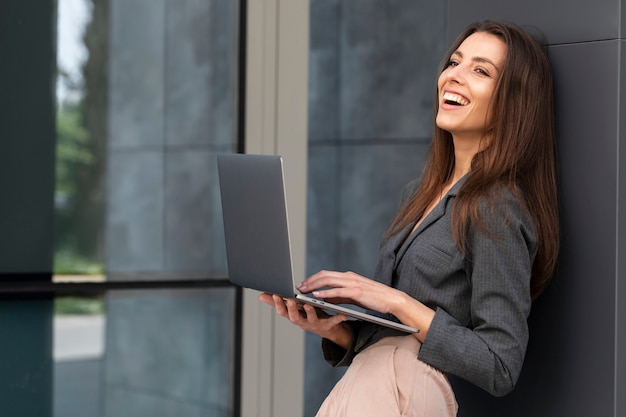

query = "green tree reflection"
[{"left": 55, "top": 0, "right": 108, "bottom": 276}]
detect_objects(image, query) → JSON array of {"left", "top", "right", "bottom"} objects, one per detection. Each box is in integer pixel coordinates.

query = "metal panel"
[
  {"left": 0, "top": 0, "right": 55, "bottom": 274},
  {"left": 447, "top": 0, "right": 619, "bottom": 45},
  {"left": 617, "top": 38, "right": 626, "bottom": 417},
  {"left": 450, "top": 38, "right": 620, "bottom": 417}
]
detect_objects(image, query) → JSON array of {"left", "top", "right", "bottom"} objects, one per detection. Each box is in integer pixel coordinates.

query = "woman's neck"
[
  {"left": 451, "top": 134, "right": 483, "bottom": 183},
  {"left": 450, "top": 150, "right": 474, "bottom": 184}
]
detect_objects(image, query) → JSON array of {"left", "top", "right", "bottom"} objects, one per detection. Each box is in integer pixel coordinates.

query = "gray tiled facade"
[
  {"left": 304, "top": 1, "right": 447, "bottom": 414},
  {"left": 107, "top": 150, "right": 165, "bottom": 272},
  {"left": 108, "top": 0, "right": 165, "bottom": 151},
  {"left": 164, "top": 150, "right": 227, "bottom": 273},
  {"left": 104, "top": 0, "right": 237, "bottom": 416},
  {"left": 106, "top": 0, "right": 236, "bottom": 276},
  {"left": 103, "top": 289, "right": 234, "bottom": 417}
]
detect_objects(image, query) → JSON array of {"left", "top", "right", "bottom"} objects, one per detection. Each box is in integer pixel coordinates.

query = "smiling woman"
[
  {"left": 261, "top": 20, "right": 559, "bottom": 417},
  {"left": 436, "top": 32, "right": 507, "bottom": 152}
]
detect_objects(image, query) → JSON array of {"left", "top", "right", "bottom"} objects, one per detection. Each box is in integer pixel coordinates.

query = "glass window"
[
  {"left": 52, "top": 0, "right": 241, "bottom": 413},
  {"left": 54, "top": 0, "right": 239, "bottom": 282},
  {"left": 52, "top": 289, "right": 237, "bottom": 417},
  {"left": 0, "top": 0, "right": 241, "bottom": 416}
]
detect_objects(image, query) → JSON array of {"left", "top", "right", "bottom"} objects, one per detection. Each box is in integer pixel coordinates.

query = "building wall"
[
  {"left": 106, "top": 0, "right": 236, "bottom": 275},
  {"left": 445, "top": 2, "right": 624, "bottom": 416},
  {"left": 104, "top": 0, "right": 238, "bottom": 416},
  {"left": 305, "top": 1, "right": 447, "bottom": 414}
]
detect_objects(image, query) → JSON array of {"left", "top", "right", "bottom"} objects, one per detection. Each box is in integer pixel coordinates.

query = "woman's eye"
[
  {"left": 475, "top": 67, "right": 490, "bottom": 76},
  {"left": 446, "top": 60, "right": 459, "bottom": 68}
]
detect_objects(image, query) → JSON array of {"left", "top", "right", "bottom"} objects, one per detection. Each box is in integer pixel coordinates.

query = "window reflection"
[
  {"left": 53, "top": 288, "right": 236, "bottom": 417},
  {"left": 55, "top": 0, "right": 106, "bottom": 277},
  {"left": 52, "top": 1, "right": 240, "bottom": 416},
  {"left": 54, "top": 0, "right": 238, "bottom": 280},
  {"left": 53, "top": 296, "right": 105, "bottom": 417}
]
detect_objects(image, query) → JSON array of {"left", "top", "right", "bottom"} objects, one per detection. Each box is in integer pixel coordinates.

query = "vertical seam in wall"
[
  {"left": 237, "top": 0, "right": 247, "bottom": 155},
  {"left": 444, "top": 0, "right": 449, "bottom": 47},
  {"left": 616, "top": 37, "right": 621, "bottom": 417},
  {"left": 336, "top": 0, "right": 343, "bottom": 269},
  {"left": 233, "top": 2, "right": 246, "bottom": 415},
  {"left": 273, "top": 2, "right": 280, "bottom": 155},
  {"left": 271, "top": 3, "right": 279, "bottom": 413},
  {"left": 619, "top": 0, "right": 622, "bottom": 42},
  {"left": 162, "top": 0, "right": 168, "bottom": 271}
]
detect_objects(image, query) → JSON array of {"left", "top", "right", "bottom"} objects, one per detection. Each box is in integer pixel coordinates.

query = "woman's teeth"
[{"left": 443, "top": 92, "right": 469, "bottom": 106}]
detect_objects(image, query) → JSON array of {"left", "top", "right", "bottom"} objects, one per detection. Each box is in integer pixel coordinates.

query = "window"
[{"left": 0, "top": 1, "right": 243, "bottom": 416}]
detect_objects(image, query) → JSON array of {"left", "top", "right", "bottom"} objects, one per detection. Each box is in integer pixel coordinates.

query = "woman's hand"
[
  {"left": 297, "top": 270, "right": 435, "bottom": 342},
  {"left": 258, "top": 292, "right": 353, "bottom": 349},
  {"left": 297, "top": 270, "right": 403, "bottom": 315}
]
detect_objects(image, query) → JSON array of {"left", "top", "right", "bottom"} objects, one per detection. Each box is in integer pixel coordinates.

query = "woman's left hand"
[
  {"left": 300, "top": 270, "right": 435, "bottom": 342},
  {"left": 297, "top": 270, "right": 403, "bottom": 315}
]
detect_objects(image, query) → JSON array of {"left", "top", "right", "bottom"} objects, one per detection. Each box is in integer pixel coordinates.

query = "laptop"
[{"left": 217, "top": 153, "right": 418, "bottom": 334}]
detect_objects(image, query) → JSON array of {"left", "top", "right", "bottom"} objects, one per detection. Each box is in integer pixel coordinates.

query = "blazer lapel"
[
  {"left": 392, "top": 200, "right": 446, "bottom": 270},
  {"left": 375, "top": 176, "right": 467, "bottom": 287},
  {"left": 375, "top": 225, "right": 409, "bottom": 286},
  {"left": 392, "top": 175, "right": 467, "bottom": 270}
]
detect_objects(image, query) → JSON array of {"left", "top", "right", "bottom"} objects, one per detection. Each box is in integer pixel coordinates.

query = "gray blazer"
[{"left": 322, "top": 177, "right": 537, "bottom": 397}]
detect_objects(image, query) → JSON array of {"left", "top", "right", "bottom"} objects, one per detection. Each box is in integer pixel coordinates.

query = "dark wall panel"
[
  {"left": 446, "top": 0, "right": 626, "bottom": 413},
  {"left": 447, "top": 0, "right": 618, "bottom": 45},
  {"left": 0, "top": 1, "right": 56, "bottom": 414},
  {"left": 451, "top": 39, "right": 619, "bottom": 417},
  {"left": 0, "top": 300, "right": 53, "bottom": 417},
  {"left": 617, "top": 39, "right": 626, "bottom": 417},
  {"left": 0, "top": 0, "right": 56, "bottom": 275}
]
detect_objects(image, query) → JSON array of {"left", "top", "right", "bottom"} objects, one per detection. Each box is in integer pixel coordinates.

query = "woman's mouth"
[{"left": 442, "top": 92, "right": 469, "bottom": 106}]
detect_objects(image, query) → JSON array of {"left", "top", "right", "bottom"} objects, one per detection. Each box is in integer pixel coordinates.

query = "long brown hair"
[{"left": 387, "top": 21, "right": 559, "bottom": 299}]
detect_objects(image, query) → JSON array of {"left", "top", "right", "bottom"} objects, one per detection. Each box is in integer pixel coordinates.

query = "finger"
[
  {"left": 259, "top": 292, "right": 275, "bottom": 306},
  {"left": 299, "top": 270, "right": 364, "bottom": 292},
  {"left": 308, "top": 309, "right": 348, "bottom": 329},
  {"left": 272, "top": 294, "right": 288, "bottom": 316},
  {"left": 312, "top": 286, "right": 362, "bottom": 301},
  {"left": 309, "top": 269, "right": 348, "bottom": 284},
  {"left": 301, "top": 304, "right": 319, "bottom": 321},
  {"left": 285, "top": 299, "right": 306, "bottom": 323},
  {"left": 328, "top": 314, "right": 349, "bottom": 326}
]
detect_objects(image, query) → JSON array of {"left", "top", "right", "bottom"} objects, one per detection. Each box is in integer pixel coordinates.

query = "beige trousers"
[{"left": 316, "top": 336, "right": 458, "bottom": 417}]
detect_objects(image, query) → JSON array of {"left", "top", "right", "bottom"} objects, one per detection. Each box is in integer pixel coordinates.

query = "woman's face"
[{"left": 436, "top": 32, "right": 507, "bottom": 145}]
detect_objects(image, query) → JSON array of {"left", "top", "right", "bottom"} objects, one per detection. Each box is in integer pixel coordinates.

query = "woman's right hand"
[{"left": 258, "top": 293, "right": 353, "bottom": 350}]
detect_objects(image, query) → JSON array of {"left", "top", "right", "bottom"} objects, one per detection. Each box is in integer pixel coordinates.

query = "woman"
[{"left": 260, "top": 20, "right": 559, "bottom": 416}]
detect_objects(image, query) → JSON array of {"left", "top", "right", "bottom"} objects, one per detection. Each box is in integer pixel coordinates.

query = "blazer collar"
[{"left": 392, "top": 175, "right": 468, "bottom": 266}]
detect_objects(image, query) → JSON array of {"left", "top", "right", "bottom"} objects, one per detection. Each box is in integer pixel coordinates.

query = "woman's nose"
[{"left": 446, "top": 65, "right": 464, "bottom": 84}]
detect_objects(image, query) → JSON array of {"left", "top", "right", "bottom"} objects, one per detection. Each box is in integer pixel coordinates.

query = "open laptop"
[{"left": 216, "top": 153, "right": 418, "bottom": 334}]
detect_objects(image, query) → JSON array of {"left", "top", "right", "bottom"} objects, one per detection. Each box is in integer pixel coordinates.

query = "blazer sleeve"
[
  {"left": 320, "top": 321, "right": 362, "bottom": 367},
  {"left": 417, "top": 191, "right": 536, "bottom": 396}
]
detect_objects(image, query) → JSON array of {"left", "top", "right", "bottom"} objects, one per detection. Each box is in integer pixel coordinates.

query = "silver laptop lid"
[
  {"left": 217, "top": 153, "right": 296, "bottom": 297},
  {"left": 217, "top": 153, "right": 419, "bottom": 334}
]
